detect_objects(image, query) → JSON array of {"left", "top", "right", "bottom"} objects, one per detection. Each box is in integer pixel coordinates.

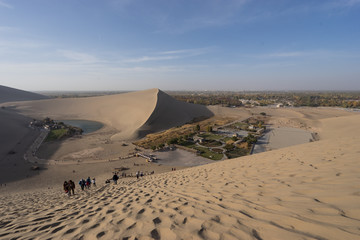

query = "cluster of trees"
[
  {"left": 193, "top": 124, "right": 213, "bottom": 132},
  {"left": 243, "top": 134, "right": 257, "bottom": 144},
  {"left": 173, "top": 93, "right": 245, "bottom": 107},
  {"left": 292, "top": 94, "right": 360, "bottom": 108},
  {"left": 170, "top": 91, "right": 360, "bottom": 109}
]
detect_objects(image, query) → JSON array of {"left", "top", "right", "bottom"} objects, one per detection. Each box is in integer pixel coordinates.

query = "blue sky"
[{"left": 0, "top": 0, "right": 359, "bottom": 91}]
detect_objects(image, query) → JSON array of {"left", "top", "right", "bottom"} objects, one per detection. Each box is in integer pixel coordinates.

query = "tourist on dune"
[
  {"left": 63, "top": 181, "right": 70, "bottom": 196},
  {"left": 79, "top": 179, "right": 85, "bottom": 190},
  {"left": 68, "top": 180, "right": 75, "bottom": 195},
  {"left": 86, "top": 177, "right": 91, "bottom": 189},
  {"left": 92, "top": 178, "right": 96, "bottom": 187},
  {"left": 113, "top": 173, "right": 119, "bottom": 184}
]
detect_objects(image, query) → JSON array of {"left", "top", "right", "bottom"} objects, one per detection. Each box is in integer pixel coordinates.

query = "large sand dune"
[
  {"left": 1, "top": 88, "right": 213, "bottom": 140},
  {"left": 0, "top": 108, "right": 359, "bottom": 239}
]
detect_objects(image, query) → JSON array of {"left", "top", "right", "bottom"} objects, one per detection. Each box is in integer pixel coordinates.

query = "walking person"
[
  {"left": 112, "top": 173, "right": 119, "bottom": 184},
  {"left": 86, "top": 177, "right": 91, "bottom": 189},
  {"left": 63, "top": 181, "right": 70, "bottom": 196},
  {"left": 92, "top": 177, "right": 96, "bottom": 187},
  {"left": 69, "top": 180, "right": 75, "bottom": 195}
]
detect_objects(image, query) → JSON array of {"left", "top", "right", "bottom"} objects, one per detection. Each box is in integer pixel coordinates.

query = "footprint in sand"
[
  {"left": 64, "top": 228, "right": 76, "bottom": 234},
  {"left": 96, "top": 231, "right": 106, "bottom": 238},
  {"left": 153, "top": 217, "right": 162, "bottom": 225},
  {"left": 151, "top": 229, "right": 160, "bottom": 240}
]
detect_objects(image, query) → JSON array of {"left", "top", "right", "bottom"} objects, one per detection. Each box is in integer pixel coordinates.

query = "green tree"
[
  {"left": 167, "top": 138, "right": 178, "bottom": 145},
  {"left": 194, "top": 124, "right": 200, "bottom": 132}
]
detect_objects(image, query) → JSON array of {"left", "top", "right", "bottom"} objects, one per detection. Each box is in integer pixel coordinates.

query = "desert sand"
[{"left": 0, "top": 88, "right": 360, "bottom": 239}]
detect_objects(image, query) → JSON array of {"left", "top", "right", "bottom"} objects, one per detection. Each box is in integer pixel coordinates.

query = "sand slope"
[
  {"left": 0, "top": 109, "right": 43, "bottom": 185},
  {"left": 138, "top": 90, "right": 214, "bottom": 137},
  {"left": 0, "top": 85, "right": 49, "bottom": 103},
  {"left": 0, "top": 113, "right": 359, "bottom": 239}
]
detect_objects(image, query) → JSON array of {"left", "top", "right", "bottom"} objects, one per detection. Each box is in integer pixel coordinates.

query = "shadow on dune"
[
  {"left": 136, "top": 90, "right": 214, "bottom": 138},
  {"left": 0, "top": 108, "right": 50, "bottom": 185},
  {"left": 0, "top": 85, "right": 49, "bottom": 104}
]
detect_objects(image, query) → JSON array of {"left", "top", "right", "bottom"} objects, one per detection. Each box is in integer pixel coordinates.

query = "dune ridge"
[
  {"left": 137, "top": 89, "right": 213, "bottom": 138},
  {"left": 0, "top": 114, "right": 359, "bottom": 239}
]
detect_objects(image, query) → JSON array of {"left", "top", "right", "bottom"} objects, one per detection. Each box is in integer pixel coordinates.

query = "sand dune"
[
  {"left": 0, "top": 110, "right": 359, "bottom": 239},
  {"left": 0, "top": 85, "right": 49, "bottom": 104},
  {"left": 1, "top": 88, "right": 213, "bottom": 140}
]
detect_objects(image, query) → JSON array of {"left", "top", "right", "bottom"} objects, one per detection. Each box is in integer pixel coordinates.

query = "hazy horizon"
[{"left": 1, "top": 0, "right": 359, "bottom": 91}]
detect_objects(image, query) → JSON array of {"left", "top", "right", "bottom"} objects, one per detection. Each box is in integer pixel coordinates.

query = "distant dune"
[
  {"left": 0, "top": 85, "right": 49, "bottom": 103},
  {"left": 1, "top": 88, "right": 213, "bottom": 140}
]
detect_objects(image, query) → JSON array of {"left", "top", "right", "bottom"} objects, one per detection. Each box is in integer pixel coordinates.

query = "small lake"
[{"left": 61, "top": 120, "right": 104, "bottom": 134}]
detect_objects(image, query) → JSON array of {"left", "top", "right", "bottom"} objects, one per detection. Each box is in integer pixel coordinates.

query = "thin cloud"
[
  {"left": 253, "top": 50, "right": 360, "bottom": 60},
  {"left": 333, "top": 0, "right": 360, "bottom": 7},
  {"left": 124, "top": 47, "right": 211, "bottom": 63},
  {"left": 58, "top": 50, "right": 99, "bottom": 63},
  {"left": 124, "top": 55, "right": 179, "bottom": 63},
  {"left": 159, "top": 47, "right": 212, "bottom": 56},
  {"left": 263, "top": 51, "right": 309, "bottom": 58},
  {"left": 0, "top": 0, "right": 12, "bottom": 8},
  {"left": 154, "top": 0, "right": 250, "bottom": 34},
  {"left": 160, "top": 49, "right": 195, "bottom": 55},
  {"left": 0, "top": 40, "right": 46, "bottom": 49},
  {"left": 0, "top": 26, "right": 18, "bottom": 32}
]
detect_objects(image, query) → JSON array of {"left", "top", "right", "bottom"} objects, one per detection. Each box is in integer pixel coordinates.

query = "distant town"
[{"left": 169, "top": 91, "right": 360, "bottom": 109}]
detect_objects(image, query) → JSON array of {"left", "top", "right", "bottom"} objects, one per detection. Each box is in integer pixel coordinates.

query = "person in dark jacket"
[
  {"left": 68, "top": 180, "right": 75, "bottom": 195},
  {"left": 112, "top": 173, "right": 119, "bottom": 184}
]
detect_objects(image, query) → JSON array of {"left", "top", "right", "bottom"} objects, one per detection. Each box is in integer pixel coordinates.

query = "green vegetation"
[
  {"left": 228, "top": 122, "right": 249, "bottom": 130},
  {"left": 243, "top": 134, "right": 257, "bottom": 144},
  {"left": 135, "top": 116, "right": 263, "bottom": 161},
  {"left": 194, "top": 146, "right": 223, "bottom": 160},
  {"left": 45, "top": 129, "right": 69, "bottom": 141},
  {"left": 171, "top": 91, "right": 360, "bottom": 109},
  {"left": 198, "top": 133, "right": 223, "bottom": 140},
  {"left": 167, "top": 137, "right": 179, "bottom": 145},
  {"left": 226, "top": 147, "right": 248, "bottom": 159},
  {"left": 200, "top": 140, "right": 222, "bottom": 147},
  {"left": 178, "top": 141, "right": 196, "bottom": 148}
]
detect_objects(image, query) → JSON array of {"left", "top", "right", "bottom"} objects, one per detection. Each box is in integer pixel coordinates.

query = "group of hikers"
[
  {"left": 64, "top": 169, "right": 159, "bottom": 194},
  {"left": 63, "top": 177, "right": 96, "bottom": 196},
  {"left": 79, "top": 177, "right": 96, "bottom": 190},
  {"left": 106, "top": 170, "right": 155, "bottom": 184}
]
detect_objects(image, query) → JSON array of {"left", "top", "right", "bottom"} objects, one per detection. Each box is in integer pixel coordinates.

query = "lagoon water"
[{"left": 61, "top": 120, "right": 103, "bottom": 134}]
